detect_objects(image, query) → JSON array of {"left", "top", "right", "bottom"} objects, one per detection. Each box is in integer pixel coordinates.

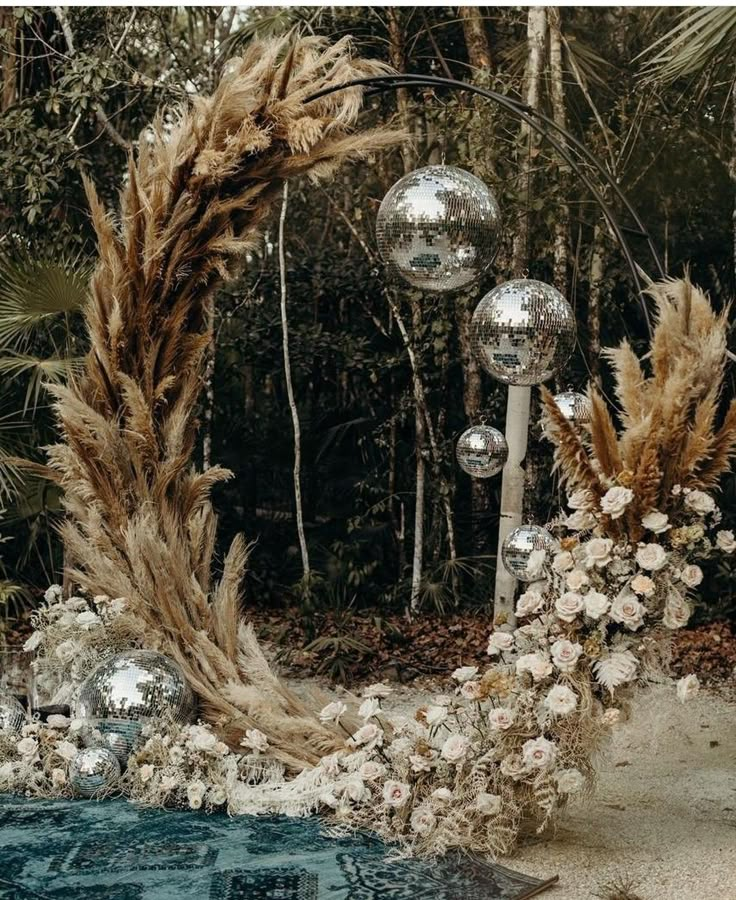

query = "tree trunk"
[
  {"left": 1, "top": 9, "right": 17, "bottom": 111},
  {"left": 548, "top": 9, "right": 569, "bottom": 293},
  {"left": 511, "top": 7, "right": 547, "bottom": 276},
  {"left": 731, "top": 71, "right": 736, "bottom": 287},
  {"left": 278, "top": 183, "right": 310, "bottom": 581},
  {"left": 588, "top": 221, "right": 605, "bottom": 385},
  {"left": 459, "top": 7, "right": 492, "bottom": 72}
]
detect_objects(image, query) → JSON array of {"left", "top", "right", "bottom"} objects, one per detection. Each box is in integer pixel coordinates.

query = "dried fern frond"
[
  {"left": 49, "top": 36, "right": 402, "bottom": 770},
  {"left": 587, "top": 386, "right": 622, "bottom": 479},
  {"left": 540, "top": 387, "right": 602, "bottom": 495}
]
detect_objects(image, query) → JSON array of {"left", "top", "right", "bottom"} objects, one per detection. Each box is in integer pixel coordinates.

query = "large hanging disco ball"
[
  {"left": 501, "top": 525, "right": 558, "bottom": 582},
  {"left": 456, "top": 425, "right": 508, "bottom": 479},
  {"left": 0, "top": 692, "right": 25, "bottom": 734},
  {"left": 470, "top": 279, "right": 576, "bottom": 385},
  {"left": 76, "top": 650, "right": 197, "bottom": 745},
  {"left": 69, "top": 747, "right": 121, "bottom": 798},
  {"left": 553, "top": 390, "right": 591, "bottom": 426},
  {"left": 376, "top": 165, "right": 501, "bottom": 292}
]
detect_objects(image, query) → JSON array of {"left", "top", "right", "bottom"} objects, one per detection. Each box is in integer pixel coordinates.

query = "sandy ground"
[{"left": 358, "top": 681, "right": 736, "bottom": 900}]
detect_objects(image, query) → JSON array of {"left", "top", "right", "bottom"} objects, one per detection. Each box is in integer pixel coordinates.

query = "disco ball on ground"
[
  {"left": 376, "top": 165, "right": 501, "bottom": 292},
  {"left": 76, "top": 650, "right": 197, "bottom": 746},
  {"left": 501, "top": 525, "right": 558, "bottom": 581},
  {"left": 69, "top": 747, "right": 121, "bottom": 798},
  {"left": 552, "top": 391, "right": 591, "bottom": 426},
  {"left": 470, "top": 279, "right": 576, "bottom": 385},
  {"left": 456, "top": 425, "right": 508, "bottom": 479},
  {"left": 0, "top": 692, "right": 25, "bottom": 734}
]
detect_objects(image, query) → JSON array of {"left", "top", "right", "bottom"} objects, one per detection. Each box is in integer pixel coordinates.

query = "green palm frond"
[
  {"left": 638, "top": 7, "right": 736, "bottom": 82},
  {"left": 0, "top": 353, "right": 86, "bottom": 412},
  {"left": 0, "top": 252, "right": 90, "bottom": 350}
]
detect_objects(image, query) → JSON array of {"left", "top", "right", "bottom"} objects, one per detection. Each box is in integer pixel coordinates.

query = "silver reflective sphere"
[
  {"left": 0, "top": 692, "right": 25, "bottom": 733},
  {"left": 69, "top": 747, "right": 121, "bottom": 798},
  {"left": 501, "top": 525, "right": 558, "bottom": 582},
  {"left": 553, "top": 391, "right": 591, "bottom": 426},
  {"left": 76, "top": 650, "right": 196, "bottom": 739},
  {"left": 376, "top": 165, "right": 501, "bottom": 292},
  {"left": 470, "top": 279, "right": 576, "bottom": 385},
  {"left": 102, "top": 730, "right": 133, "bottom": 767},
  {"left": 456, "top": 425, "right": 508, "bottom": 479}
]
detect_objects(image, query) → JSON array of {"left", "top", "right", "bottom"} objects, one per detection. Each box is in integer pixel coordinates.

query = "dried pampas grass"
[
  {"left": 543, "top": 276, "right": 736, "bottom": 531},
  {"left": 46, "top": 36, "right": 401, "bottom": 769}
]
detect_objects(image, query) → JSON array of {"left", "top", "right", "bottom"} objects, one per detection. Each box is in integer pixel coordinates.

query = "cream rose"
[
  {"left": 552, "top": 550, "right": 574, "bottom": 573},
  {"left": 500, "top": 753, "right": 528, "bottom": 781},
  {"left": 487, "top": 631, "right": 514, "bottom": 655},
  {"left": 363, "top": 682, "right": 393, "bottom": 699},
  {"left": 383, "top": 780, "right": 410, "bottom": 808},
  {"left": 425, "top": 705, "right": 448, "bottom": 727},
  {"left": 636, "top": 542, "right": 668, "bottom": 571},
  {"left": 556, "top": 768, "right": 585, "bottom": 794},
  {"left": 410, "top": 807, "right": 436, "bottom": 835},
  {"left": 663, "top": 590, "right": 691, "bottom": 629},
  {"left": 609, "top": 593, "right": 646, "bottom": 630},
  {"left": 566, "top": 568, "right": 589, "bottom": 591},
  {"left": 488, "top": 707, "right": 515, "bottom": 730},
  {"left": 684, "top": 490, "right": 716, "bottom": 516},
  {"left": 679, "top": 564, "right": 703, "bottom": 588},
  {"left": 641, "top": 511, "right": 670, "bottom": 534},
  {"left": 516, "top": 590, "right": 545, "bottom": 618},
  {"left": 516, "top": 652, "right": 554, "bottom": 682},
  {"left": 441, "top": 733, "right": 470, "bottom": 763},
  {"left": 460, "top": 680, "right": 482, "bottom": 700},
  {"left": 584, "top": 537, "right": 614, "bottom": 568},
  {"left": 716, "top": 530, "right": 736, "bottom": 553},
  {"left": 550, "top": 639, "right": 583, "bottom": 673},
  {"left": 566, "top": 510, "right": 596, "bottom": 531},
  {"left": 358, "top": 698, "right": 381, "bottom": 720},
  {"left": 555, "top": 591, "right": 585, "bottom": 623},
  {"left": 451, "top": 666, "right": 479, "bottom": 683},
  {"left": 16, "top": 737, "right": 38, "bottom": 757},
  {"left": 522, "top": 736, "right": 557, "bottom": 770},
  {"left": 600, "top": 486, "right": 634, "bottom": 519},
  {"left": 630, "top": 573, "right": 655, "bottom": 596},
  {"left": 568, "top": 489, "right": 594, "bottom": 510},
  {"left": 476, "top": 792, "right": 502, "bottom": 816},
  {"left": 319, "top": 701, "right": 347, "bottom": 723},
  {"left": 241, "top": 728, "right": 269, "bottom": 754},
  {"left": 359, "top": 760, "right": 386, "bottom": 781},
  {"left": 139, "top": 764, "right": 155, "bottom": 783},
  {"left": 544, "top": 684, "right": 578, "bottom": 716},
  {"left": 350, "top": 723, "right": 383, "bottom": 749},
  {"left": 584, "top": 590, "right": 610, "bottom": 619}
]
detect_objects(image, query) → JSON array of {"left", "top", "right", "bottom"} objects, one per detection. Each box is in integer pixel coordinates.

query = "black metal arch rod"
[{"left": 306, "top": 73, "right": 666, "bottom": 331}]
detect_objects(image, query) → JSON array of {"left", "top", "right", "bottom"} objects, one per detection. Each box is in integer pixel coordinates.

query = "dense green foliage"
[{"left": 1, "top": 6, "right": 734, "bottom": 621}]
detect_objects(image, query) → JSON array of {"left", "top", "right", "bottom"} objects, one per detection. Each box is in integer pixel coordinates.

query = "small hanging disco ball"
[
  {"left": 376, "top": 165, "right": 501, "bottom": 292},
  {"left": 69, "top": 747, "right": 121, "bottom": 798},
  {"left": 0, "top": 692, "right": 25, "bottom": 734},
  {"left": 553, "top": 390, "right": 591, "bottom": 426},
  {"left": 76, "top": 650, "right": 197, "bottom": 745},
  {"left": 456, "top": 425, "right": 508, "bottom": 479},
  {"left": 470, "top": 279, "right": 576, "bottom": 385},
  {"left": 501, "top": 525, "right": 558, "bottom": 582}
]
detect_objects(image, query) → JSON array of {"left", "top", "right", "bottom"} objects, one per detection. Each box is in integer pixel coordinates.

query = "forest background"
[{"left": 1, "top": 5, "right": 735, "bottom": 679}]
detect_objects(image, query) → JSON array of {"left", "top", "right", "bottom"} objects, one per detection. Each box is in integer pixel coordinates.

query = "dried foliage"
[
  {"left": 45, "top": 36, "right": 400, "bottom": 770},
  {"left": 543, "top": 276, "right": 736, "bottom": 532}
]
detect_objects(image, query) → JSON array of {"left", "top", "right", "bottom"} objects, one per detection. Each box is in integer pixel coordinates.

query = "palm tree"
[{"left": 639, "top": 8, "right": 736, "bottom": 282}]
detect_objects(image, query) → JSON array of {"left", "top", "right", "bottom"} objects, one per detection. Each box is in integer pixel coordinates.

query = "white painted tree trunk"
[
  {"left": 493, "top": 385, "right": 531, "bottom": 624},
  {"left": 278, "top": 182, "right": 310, "bottom": 579}
]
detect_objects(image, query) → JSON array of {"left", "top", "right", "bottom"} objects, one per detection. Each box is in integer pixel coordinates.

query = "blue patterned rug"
[{"left": 0, "top": 796, "right": 557, "bottom": 899}]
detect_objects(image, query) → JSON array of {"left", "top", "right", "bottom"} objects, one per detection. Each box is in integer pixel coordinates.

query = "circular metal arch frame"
[{"left": 306, "top": 73, "right": 666, "bottom": 332}]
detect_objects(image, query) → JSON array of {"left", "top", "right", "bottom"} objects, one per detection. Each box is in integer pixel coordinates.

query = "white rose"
[
  {"left": 189, "top": 727, "right": 218, "bottom": 753},
  {"left": 584, "top": 590, "right": 610, "bottom": 619},
  {"left": 241, "top": 728, "right": 269, "bottom": 754},
  {"left": 584, "top": 538, "right": 614, "bottom": 568},
  {"left": 543, "top": 684, "right": 578, "bottom": 716},
  {"left": 350, "top": 723, "right": 383, "bottom": 750},
  {"left": 516, "top": 652, "right": 554, "bottom": 682},
  {"left": 550, "top": 639, "right": 583, "bottom": 673},
  {"left": 609, "top": 592, "right": 646, "bottom": 630},
  {"left": 410, "top": 807, "right": 437, "bottom": 835},
  {"left": 630, "top": 574, "right": 656, "bottom": 597},
  {"left": 679, "top": 564, "right": 703, "bottom": 588},
  {"left": 75, "top": 610, "right": 101, "bottom": 630},
  {"left": 488, "top": 707, "right": 515, "bottom": 731},
  {"left": 410, "top": 753, "right": 434, "bottom": 773},
  {"left": 54, "top": 640, "right": 78, "bottom": 664},
  {"left": 663, "top": 590, "right": 691, "bottom": 629},
  {"left": 555, "top": 591, "right": 584, "bottom": 623},
  {"left": 566, "top": 510, "right": 597, "bottom": 531},
  {"left": 363, "top": 682, "right": 393, "bottom": 699},
  {"left": 500, "top": 753, "right": 529, "bottom": 781},
  {"left": 358, "top": 698, "right": 381, "bottom": 720},
  {"left": 23, "top": 631, "right": 43, "bottom": 653},
  {"left": 636, "top": 543, "right": 668, "bottom": 571},
  {"left": 160, "top": 775, "right": 178, "bottom": 793},
  {"left": 343, "top": 776, "right": 369, "bottom": 803},
  {"left": 46, "top": 715, "right": 70, "bottom": 730},
  {"left": 431, "top": 787, "right": 454, "bottom": 803},
  {"left": 451, "top": 666, "right": 478, "bottom": 683},
  {"left": 522, "top": 736, "right": 557, "bottom": 770},
  {"left": 359, "top": 760, "right": 386, "bottom": 781},
  {"left": 51, "top": 767, "right": 66, "bottom": 788},
  {"left": 551, "top": 550, "right": 574, "bottom": 573},
  {"left": 460, "top": 681, "right": 482, "bottom": 700},
  {"left": 476, "top": 792, "right": 502, "bottom": 816},
  {"left": 556, "top": 767, "right": 585, "bottom": 794},
  {"left": 677, "top": 674, "right": 700, "bottom": 703},
  {"left": 441, "top": 733, "right": 470, "bottom": 763},
  {"left": 487, "top": 631, "right": 514, "bottom": 655},
  {"left": 44, "top": 585, "right": 63, "bottom": 603},
  {"left": 600, "top": 486, "right": 634, "bottom": 519},
  {"left": 319, "top": 701, "right": 347, "bottom": 723},
  {"left": 139, "top": 764, "right": 155, "bottom": 783},
  {"left": 684, "top": 490, "right": 716, "bottom": 516},
  {"left": 187, "top": 780, "right": 206, "bottom": 810},
  {"left": 16, "top": 737, "right": 38, "bottom": 757},
  {"left": 54, "top": 740, "right": 78, "bottom": 762},
  {"left": 425, "top": 705, "right": 448, "bottom": 727},
  {"left": 716, "top": 530, "right": 736, "bottom": 553},
  {"left": 209, "top": 786, "right": 227, "bottom": 806},
  {"left": 516, "top": 590, "right": 545, "bottom": 618},
  {"left": 565, "top": 569, "right": 589, "bottom": 591},
  {"left": 568, "top": 489, "right": 594, "bottom": 510},
  {"left": 642, "top": 511, "right": 670, "bottom": 534},
  {"left": 382, "top": 780, "right": 410, "bottom": 807}
]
